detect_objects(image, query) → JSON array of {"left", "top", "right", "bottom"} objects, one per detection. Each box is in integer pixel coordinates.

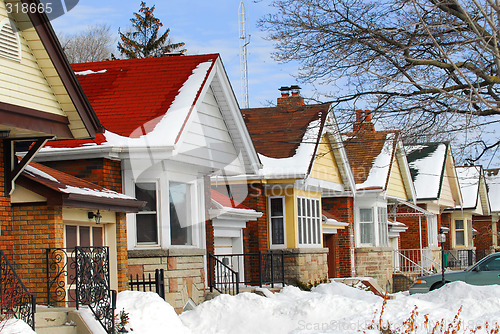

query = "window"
[
  {"left": 427, "top": 216, "right": 438, "bottom": 247},
  {"left": 297, "top": 197, "right": 321, "bottom": 246},
  {"left": 455, "top": 220, "right": 465, "bottom": 246},
  {"left": 359, "top": 208, "right": 374, "bottom": 245},
  {"left": 377, "top": 207, "right": 388, "bottom": 247},
  {"left": 269, "top": 197, "right": 285, "bottom": 246},
  {"left": 135, "top": 183, "right": 158, "bottom": 244},
  {"left": 169, "top": 182, "right": 192, "bottom": 246}
]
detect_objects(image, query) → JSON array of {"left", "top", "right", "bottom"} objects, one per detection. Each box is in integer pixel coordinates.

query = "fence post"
[
  {"left": 155, "top": 269, "right": 165, "bottom": 299},
  {"left": 270, "top": 252, "right": 275, "bottom": 288},
  {"left": 75, "top": 248, "right": 79, "bottom": 310},
  {"left": 281, "top": 250, "right": 285, "bottom": 287},
  {"left": 258, "top": 251, "right": 263, "bottom": 288},
  {"left": 209, "top": 255, "right": 213, "bottom": 293},
  {"left": 235, "top": 272, "right": 240, "bottom": 295}
]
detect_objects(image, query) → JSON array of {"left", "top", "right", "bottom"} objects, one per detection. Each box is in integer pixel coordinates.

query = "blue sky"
[{"left": 50, "top": 0, "right": 315, "bottom": 108}]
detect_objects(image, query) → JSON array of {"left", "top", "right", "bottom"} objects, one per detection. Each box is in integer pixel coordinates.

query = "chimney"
[
  {"left": 277, "top": 85, "right": 304, "bottom": 107},
  {"left": 353, "top": 110, "right": 375, "bottom": 132}
]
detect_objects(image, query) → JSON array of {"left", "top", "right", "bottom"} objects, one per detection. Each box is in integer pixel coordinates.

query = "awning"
[{"left": 388, "top": 198, "right": 435, "bottom": 217}]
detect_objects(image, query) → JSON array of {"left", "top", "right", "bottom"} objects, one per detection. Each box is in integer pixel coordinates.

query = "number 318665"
[{"left": 6, "top": 2, "right": 53, "bottom": 14}]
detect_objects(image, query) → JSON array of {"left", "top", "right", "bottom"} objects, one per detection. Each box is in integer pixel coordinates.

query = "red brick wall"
[
  {"left": 322, "top": 197, "right": 354, "bottom": 278},
  {"left": 241, "top": 183, "right": 268, "bottom": 253},
  {"left": 0, "top": 142, "right": 13, "bottom": 259},
  {"left": 11, "top": 204, "right": 64, "bottom": 301},
  {"left": 473, "top": 215, "right": 497, "bottom": 253},
  {"left": 44, "top": 158, "right": 123, "bottom": 192},
  {"left": 397, "top": 204, "right": 430, "bottom": 250}
]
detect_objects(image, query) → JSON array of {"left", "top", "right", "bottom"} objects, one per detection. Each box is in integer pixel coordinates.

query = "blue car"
[{"left": 409, "top": 252, "right": 500, "bottom": 294}]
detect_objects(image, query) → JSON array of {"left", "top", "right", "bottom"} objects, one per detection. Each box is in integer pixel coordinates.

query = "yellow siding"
[
  {"left": 0, "top": 7, "right": 64, "bottom": 116},
  {"left": 439, "top": 158, "right": 458, "bottom": 208},
  {"left": 310, "top": 135, "right": 343, "bottom": 184},
  {"left": 386, "top": 157, "right": 409, "bottom": 200},
  {"left": 0, "top": 2, "right": 89, "bottom": 139},
  {"left": 266, "top": 186, "right": 322, "bottom": 248}
]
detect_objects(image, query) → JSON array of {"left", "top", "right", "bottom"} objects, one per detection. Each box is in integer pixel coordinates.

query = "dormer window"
[{"left": 0, "top": 18, "right": 22, "bottom": 62}]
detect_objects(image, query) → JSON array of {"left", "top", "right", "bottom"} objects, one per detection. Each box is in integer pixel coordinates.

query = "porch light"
[{"left": 88, "top": 210, "right": 102, "bottom": 224}]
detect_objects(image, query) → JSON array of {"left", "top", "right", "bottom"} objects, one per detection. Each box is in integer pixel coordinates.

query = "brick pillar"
[
  {"left": 116, "top": 212, "right": 128, "bottom": 291},
  {"left": 322, "top": 197, "right": 354, "bottom": 278},
  {"left": 0, "top": 141, "right": 13, "bottom": 259}
]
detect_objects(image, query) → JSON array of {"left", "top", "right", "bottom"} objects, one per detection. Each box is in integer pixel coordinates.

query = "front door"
[
  {"left": 323, "top": 234, "right": 338, "bottom": 278},
  {"left": 65, "top": 224, "right": 104, "bottom": 304}
]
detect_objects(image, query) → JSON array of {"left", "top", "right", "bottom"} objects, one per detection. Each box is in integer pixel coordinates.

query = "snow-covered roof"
[
  {"left": 485, "top": 168, "right": 500, "bottom": 212},
  {"left": 455, "top": 166, "right": 481, "bottom": 209},
  {"left": 19, "top": 162, "right": 144, "bottom": 212},
  {"left": 405, "top": 143, "right": 448, "bottom": 199}
]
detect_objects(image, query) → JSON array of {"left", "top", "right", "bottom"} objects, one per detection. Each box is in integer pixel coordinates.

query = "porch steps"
[{"left": 35, "top": 307, "right": 77, "bottom": 334}]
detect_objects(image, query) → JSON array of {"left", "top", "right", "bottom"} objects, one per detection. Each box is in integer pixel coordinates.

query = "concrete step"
[
  {"left": 35, "top": 307, "right": 77, "bottom": 334},
  {"left": 36, "top": 324, "right": 78, "bottom": 334}
]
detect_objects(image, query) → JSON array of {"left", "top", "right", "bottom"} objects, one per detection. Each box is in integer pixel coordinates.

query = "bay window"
[
  {"left": 169, "top": 181, "right": 192, "bottom": 246},
  {"left": 297, "top": 197, "right": 321, "bottom": 246}
]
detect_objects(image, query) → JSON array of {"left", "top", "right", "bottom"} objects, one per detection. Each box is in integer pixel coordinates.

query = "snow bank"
[
  {"left": 0, "top": 318, "right": 36, "bottom": 334},
  {"left": 116, "top": 290, "right": 190, "bottom": 334}
]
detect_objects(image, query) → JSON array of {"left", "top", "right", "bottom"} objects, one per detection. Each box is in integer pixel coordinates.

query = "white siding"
[{"left": 177, "top": 88, "right": 244, "bottom": 174}]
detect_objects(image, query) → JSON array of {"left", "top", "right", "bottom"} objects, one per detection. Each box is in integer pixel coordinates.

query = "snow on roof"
[
  {"left": 75, "top": 69, "right": 107, "bottom": 76},
  {"left": 23, "top": 162, "right": 136, "bottom": 201},
  {"left": 455, "top": 166, "right": 480, "bottom": 209},
  {"left": 485, "top": 168, "right": 500, "bottom": 212},
  {"left": 355, "top": 132, "right": 395, "bottom": 190},
  {"left": 257, "top": 118, "right": 322, "bottom": 177},
  {"left": 406, "top": 143, "right": 447, "bottom": 199}
]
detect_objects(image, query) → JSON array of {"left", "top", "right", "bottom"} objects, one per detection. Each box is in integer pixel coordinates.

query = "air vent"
[{"left": 0, "top": 19, "right": 21, "bottom": 62}]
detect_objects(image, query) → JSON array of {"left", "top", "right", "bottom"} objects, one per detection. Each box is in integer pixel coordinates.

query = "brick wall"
[
  {"left": 11, "top": 204, "right": 64, "bottom": 300},
  {"left": 397, "top": 204, "right": 430, "bottom": 250},
  {"left": 281, "top": 248, "right": 328, "bottom": 285},
  {"left": 44, "top": 158, "right": 123, "bottom": 192},
  {"left": 242, "top": 183, "right": 268, "bottom": 253},
  {"left": 0, "top": 142, "right": 13, "bottom": 258},
  {"left": 322, "top": 197, "right": 354, "bottom": 278},
  {"left": 473, "top": 215, "right": 498, "bottom": 254}
]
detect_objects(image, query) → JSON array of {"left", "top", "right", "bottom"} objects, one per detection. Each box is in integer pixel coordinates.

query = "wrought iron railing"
[
  {"left": 0, "top": 251, "right": 36, "bottom": 330},
  {"left": 46, "top": 247, "right": 115, "bottom": 334},
  {"left": 129, "top": 269, "right": 165, "bottom": 299},
  {"left": 209, "top": 251, "right": 285, "bottom": 292},
  {"left": 208, "top": 253, "right": 239, "bottom": 295},
  {"left": 444, "top": 249, "right": 486, "bottom": 269}
]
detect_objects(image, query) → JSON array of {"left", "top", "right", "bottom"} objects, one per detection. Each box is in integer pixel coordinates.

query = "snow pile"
[
  {"left": 0, "top": 318, "right": 36, "bottom": 334},
  {"left": 455, "top": 166, "right": 480, "bottom": 209},
  {"left": 116, "top": 291, "right": 191, "bottom": 334},
  {"left": 407, "top": 143, "right": 447, "bottom": 199},
  {"left": 4, "top": 281, "right": 500, "bottom": 333}
]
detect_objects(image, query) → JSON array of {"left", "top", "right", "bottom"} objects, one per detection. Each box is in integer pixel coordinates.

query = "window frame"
[
  {"left": 297, "top": 196, "right": 322, "bottom": 248},
  {"left": 168, "top": 180, "right": 193, "bottom": 247},
  {"left": 377, "top": 207, "right": 389, "bottom": 247},
  {"left": 268, "top": 196, "right": 286, "bottom": 248},
  {"left": 134, "top": 181, "right": 160, "bottom": 247},
  {"left": 358, "top": 207, "right": 375, "bottom": 247},
  {"left": 454, "top": 219, "right": 465, "bottom": 247}
]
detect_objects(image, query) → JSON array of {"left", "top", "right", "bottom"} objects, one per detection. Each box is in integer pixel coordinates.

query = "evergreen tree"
[{"left": 118, "top": 2, "right": 186, "bottom": 58}]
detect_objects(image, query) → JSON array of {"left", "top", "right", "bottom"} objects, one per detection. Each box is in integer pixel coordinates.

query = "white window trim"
[
  {"left": 453, "top": 219, "right": 466, "bottom": 248},
  {"left": 134, "top": 180, "right": 161, "bottom": 248},
  {"left": 268, "top": 196, "right": 286, "bottom": 249},
  {"left": 358, "top": 207, "right": 375, "bottom": 247},
  {"left": 297, "top": 196, "right": 322, "bottom": 248}
]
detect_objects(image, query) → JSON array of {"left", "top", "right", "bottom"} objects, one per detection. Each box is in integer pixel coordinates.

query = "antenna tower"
[{"left": 239, "top": 0, "right": 249, "bottom": 108}]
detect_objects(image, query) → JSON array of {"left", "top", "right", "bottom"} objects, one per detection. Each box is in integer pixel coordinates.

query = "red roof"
[
  {"left": 47, "top": 55, "right": 218, "bottom": 148},
  {"left": 242, "top": 103, "right": 330, "bottom": 159},
  {"left": 211, "top": 189, "right": 250, "bottom": 210}
]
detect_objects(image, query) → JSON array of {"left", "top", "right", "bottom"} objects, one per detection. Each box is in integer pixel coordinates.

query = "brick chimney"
[
  {"left": 353, "top": 110, "right": 375, "bottom": 132},
  {"left": 277, "top": 85, "right": 304, "bottom": 107}
]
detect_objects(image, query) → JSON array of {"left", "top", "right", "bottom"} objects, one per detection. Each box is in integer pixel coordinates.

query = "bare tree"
[
  {"left": 59, "top": 24, "right": 115, "bottom": 63},
  {"left": 259, "top": 0, "right": 500, "bottom": 164}
]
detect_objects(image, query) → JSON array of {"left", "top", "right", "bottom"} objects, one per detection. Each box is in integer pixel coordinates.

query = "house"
[
  {"left": 0, "top": 1, "right": 144, "bottom": 331},
  {"left": 340, "top": 110, "right": 417, "bottom": 290},
  {"left": 443, "top": 166, "right": 490, "bottom": 266},
  {"left": 475, "top": 168, "right": 500, "bottom": 255},
  {"left": 213, "top": 86, "right": 355, "bottom": 285},
  {"left": 35, "top": 54, "right": 261, "bottom": 312},
  {"left": 400, "top": 142, "right": 462, "bottom": 272}
]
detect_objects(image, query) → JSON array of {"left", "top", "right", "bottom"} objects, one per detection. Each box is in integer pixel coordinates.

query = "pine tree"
[{"left": 117, "top": 2, "right": 186, "bottom": 58}]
